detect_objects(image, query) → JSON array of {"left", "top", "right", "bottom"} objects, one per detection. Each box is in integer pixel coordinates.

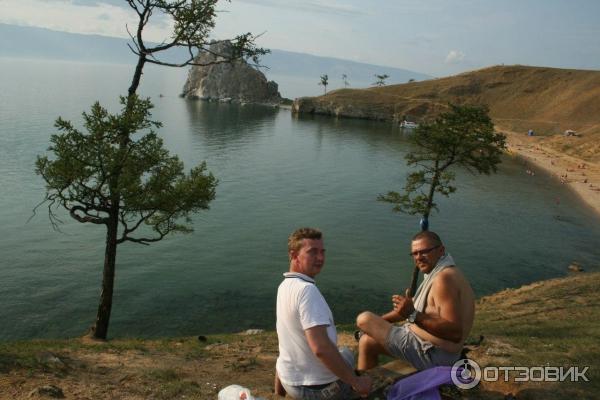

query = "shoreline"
[{"left": 502, "top": 129, "right": 600, "bottom": 217}]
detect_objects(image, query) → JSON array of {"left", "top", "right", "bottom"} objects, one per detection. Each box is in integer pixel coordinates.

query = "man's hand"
[
  {"left": 350, "top": 375, "right": 372, "bottom": 398},
  {"left": 392, "top": 289, "right": 415, "bottom": 319}
]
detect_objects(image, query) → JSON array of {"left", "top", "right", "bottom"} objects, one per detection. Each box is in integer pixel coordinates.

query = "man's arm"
[
  {"left": 274, "top": 371, "right": 286, "bottom": 397},
  {"left": 381, "top": 309, "right": 404, "bottom": 323},
  {"left": 393, "top": 273, "right": 463, "bottom": 343},
  {"left": 305, "top": 325, "right": 371, "bottom": 397}
]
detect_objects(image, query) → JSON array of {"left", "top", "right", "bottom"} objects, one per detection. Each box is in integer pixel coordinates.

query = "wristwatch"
[{"left": 407, "top": 309, "right": 419, "bottom": 324}]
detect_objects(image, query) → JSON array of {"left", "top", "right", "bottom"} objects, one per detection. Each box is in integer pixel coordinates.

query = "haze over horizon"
[{"left": 2, "top": 0, "right": 600, "bottom": 77}]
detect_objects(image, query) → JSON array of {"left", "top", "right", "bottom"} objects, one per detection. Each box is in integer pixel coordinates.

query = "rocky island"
[{"left": 181, "top": 40, "right": 282, "bottom": 105}]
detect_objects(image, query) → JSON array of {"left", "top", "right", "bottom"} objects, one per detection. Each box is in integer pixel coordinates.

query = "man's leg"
[
  {"left": 358, "top": 333, "right": 389, "bottom": 370},
  {"left": 356, "top": 311, "right": 393, "bottom": 370}
]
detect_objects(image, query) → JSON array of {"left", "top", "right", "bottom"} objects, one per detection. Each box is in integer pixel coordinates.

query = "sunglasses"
[{"left": 409, "top": 245, "right": 440, "bottom": 257}]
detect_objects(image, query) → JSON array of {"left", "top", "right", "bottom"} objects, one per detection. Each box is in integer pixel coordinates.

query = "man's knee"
[
  {"left": 356, "top": 311, "right": 376, "bottom": 330},
  {"left": 358, "top": 332, "right": 377, "bottom": 351}
]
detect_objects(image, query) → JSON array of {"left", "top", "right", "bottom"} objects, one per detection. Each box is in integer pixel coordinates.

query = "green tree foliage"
[
  {"left": 319, "top": 74, "right": 329, "bottom": 94},
  {"left": 37, "top": 97, "right": 216, "bottom": 238},
  {"left": 378, "top": 104, "right": 506, "bottom": 293},
  {"left": 379, "top": 104, "right": 505, "bottom": 218},
  {"left": 35, "top": 0, "right": 266, "bottom": 340},
  {"left": 373, "top": 73, "right": 389, "bottom": 86}
]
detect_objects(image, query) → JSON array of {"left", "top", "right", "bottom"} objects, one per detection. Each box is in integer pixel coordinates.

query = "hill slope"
[
  {"left": 1, "top": 272, "right": 598, "bottom": 399},
  {"left": 293, "top": 65, "right": 600, "bottom": 161}
]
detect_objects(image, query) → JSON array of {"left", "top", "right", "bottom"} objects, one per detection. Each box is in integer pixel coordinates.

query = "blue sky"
[{"left": 2, "top": 0, "right": 600, "bottom": 76}]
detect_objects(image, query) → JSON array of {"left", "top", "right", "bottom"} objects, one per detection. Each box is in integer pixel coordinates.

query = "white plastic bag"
[{"left": 218, "top": 384, "right": 254, "bottom": 400}]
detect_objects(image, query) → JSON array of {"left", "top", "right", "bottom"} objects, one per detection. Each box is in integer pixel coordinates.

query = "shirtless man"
[{"left": 356, "top": 231, "right": 475, "bottom": 371}]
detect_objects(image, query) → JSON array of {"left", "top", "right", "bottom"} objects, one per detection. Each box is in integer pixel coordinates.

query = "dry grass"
[
  {"left": 296, "top": 65, "right": 600, "bottom": 161},
  {"left": 464, "top": 272, "right": 600, "bottom": 399},
  {"left": 2, "top": 273, "right": 599, "bottom": 399}
]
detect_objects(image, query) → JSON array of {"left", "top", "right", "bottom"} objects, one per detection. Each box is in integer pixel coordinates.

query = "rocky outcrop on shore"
[
  {"left": 181, "top": 40, "right": 282, "bottom": 105},
  {"left": 291, "top": 91, "right": 446, "bottom": 123},
  {"left": 292, "top": 95, "right": 396, "bottom": 121}
]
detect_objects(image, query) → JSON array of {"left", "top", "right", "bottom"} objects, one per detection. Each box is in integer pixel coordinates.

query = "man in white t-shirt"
[{"left": 275, "top": 227, "right": 372, "bottom": 399}]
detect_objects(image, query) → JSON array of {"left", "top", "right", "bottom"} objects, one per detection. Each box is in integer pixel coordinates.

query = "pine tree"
[
  {"left": 379, "top": 104, "right": 506, "bottom": 294},
  {"left": 36, "top": 0, "right": 266, "bottom": 340}
]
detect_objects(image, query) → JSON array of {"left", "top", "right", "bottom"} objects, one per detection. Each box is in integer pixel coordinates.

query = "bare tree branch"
[{"left": 69, "top": 205, "right": 107, "bottom": 225}]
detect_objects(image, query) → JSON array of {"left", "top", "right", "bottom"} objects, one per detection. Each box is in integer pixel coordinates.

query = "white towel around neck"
[{"left": 412, "top": 253, "right": 456, "bottom": 312}]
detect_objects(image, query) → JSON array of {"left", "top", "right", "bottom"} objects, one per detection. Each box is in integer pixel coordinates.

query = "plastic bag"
[{"left": 218, "top": 384, "right": 254, "bottom": 400}]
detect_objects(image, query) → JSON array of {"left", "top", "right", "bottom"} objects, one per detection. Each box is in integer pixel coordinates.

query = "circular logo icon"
[{"left": 451, "top": 359, "right": 481, "bottom": 389}]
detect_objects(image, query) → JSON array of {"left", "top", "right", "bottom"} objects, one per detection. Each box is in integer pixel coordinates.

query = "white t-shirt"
[{"left": 276, "top": 272, "right": 338, "bottom": 386}]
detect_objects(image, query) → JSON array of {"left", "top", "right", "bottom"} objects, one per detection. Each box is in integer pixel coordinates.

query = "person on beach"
[
  {"left": 356, "top": 231, "right": 475, "bottom": 371},
  {"left": 275, "top": 227, "right": 372, "bottom": 399}
]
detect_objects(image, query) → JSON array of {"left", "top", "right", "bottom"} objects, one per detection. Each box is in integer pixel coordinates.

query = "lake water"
[{"left": 1, "top": 58, "right": 600, "bottom": 340}]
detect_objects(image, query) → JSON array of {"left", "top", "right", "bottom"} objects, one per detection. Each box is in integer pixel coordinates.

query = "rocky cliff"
[{"left": 181, "top": 41, "right": 282, "bottom": 105}]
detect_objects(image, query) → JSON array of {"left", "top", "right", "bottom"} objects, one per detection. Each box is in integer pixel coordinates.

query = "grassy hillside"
[
  {"left": 466, "top": 271, "right": 600, "bottom": 399},
  {"left": 1, "top": 272, "right": 598, "bottom": 399},
  {"left": 295, "top": 65, "right": 600, "bottom": 161}
]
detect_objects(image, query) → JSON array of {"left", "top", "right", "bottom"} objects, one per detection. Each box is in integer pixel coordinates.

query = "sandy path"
[{"left": 502, "top": 130, "right": 600, "bottom": 216}]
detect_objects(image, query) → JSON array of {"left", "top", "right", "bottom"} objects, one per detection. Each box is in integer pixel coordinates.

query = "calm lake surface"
[{"left": 1, "top": 58, "right": 600, "bottom": 340}]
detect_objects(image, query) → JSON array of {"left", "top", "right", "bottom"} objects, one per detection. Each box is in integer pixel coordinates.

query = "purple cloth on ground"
[{"left": 387, "top": 366, "right": 454, "bottom": 400}]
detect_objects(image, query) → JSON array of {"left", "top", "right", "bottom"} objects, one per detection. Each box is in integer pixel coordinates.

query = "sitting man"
[
  {"left": 275, "top": 227, "right": 372, "bottom": 399},
  {"left": 356, "top": 231, "right": 474, "bottom": 371}
]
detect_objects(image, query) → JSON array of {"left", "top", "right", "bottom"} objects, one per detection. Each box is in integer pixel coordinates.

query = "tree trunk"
[
  {"left": 91, "top": 211, "right": 119, "bottom": 340},
  {"left": 128, "top": 56, "right": 146, "bottom": 97},
  {"left": 90, "top": 55, "right": 141, "bottom": 341},
  {"left": 409, "top": 166, "right": 439, "bottom": 296},
  {"left": 409, "top": 266, "right": 420, "bottom": 297}
]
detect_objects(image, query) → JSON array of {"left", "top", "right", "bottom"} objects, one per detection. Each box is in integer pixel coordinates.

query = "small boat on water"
[{"left": 400, "top": 120, "right": 419, "bottom": 129}]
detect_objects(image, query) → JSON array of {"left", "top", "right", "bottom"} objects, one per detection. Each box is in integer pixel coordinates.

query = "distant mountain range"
[
  {"left": 260, "top": 49, "right": 430, "bottom": 85},
  {"left": 0, "top": 23, "right": 430, "bottom": 95}
]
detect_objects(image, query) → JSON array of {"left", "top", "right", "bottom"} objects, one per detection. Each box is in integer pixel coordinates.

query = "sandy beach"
[{"left": 503, "top": 130, "right": 600, "bottom": 216}]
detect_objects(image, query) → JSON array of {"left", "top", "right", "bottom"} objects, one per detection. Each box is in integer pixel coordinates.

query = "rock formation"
[
  {"left": 181, "top": 41, "right": 282, "bottom": 105},
  {"left": 292, "top": 96, "right": 399, "bottom": 121}
]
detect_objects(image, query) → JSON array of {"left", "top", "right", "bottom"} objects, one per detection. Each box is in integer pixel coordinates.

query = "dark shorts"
[
  {"left": 385, "top": 324, "right": 461, "bottom": 370},
  {"left": 281, "top": 380, "right": 353, "bottom": 400}
]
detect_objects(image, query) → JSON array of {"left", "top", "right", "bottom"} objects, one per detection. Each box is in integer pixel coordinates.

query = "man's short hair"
[
  {"left": 412, "top": 231, "right": 443, "bottom": 247},
  {"left": 288, "top": 227, "right": 322, "bottom": 254}
]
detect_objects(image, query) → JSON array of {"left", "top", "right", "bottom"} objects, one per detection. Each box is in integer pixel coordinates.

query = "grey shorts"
[{"left": 385, "top": 324, "right": 460, "bottom": 370}]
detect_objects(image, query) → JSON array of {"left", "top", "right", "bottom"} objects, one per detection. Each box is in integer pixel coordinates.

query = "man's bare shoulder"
[
  {"left": 434, "top": 266, "right": 460, "bottom": 282},
  {"left": 431, "top": 267, "right": 469, "bottom": 292},
  {"left": 433, "top": 267, "right": 474, "bottom": 299}
]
